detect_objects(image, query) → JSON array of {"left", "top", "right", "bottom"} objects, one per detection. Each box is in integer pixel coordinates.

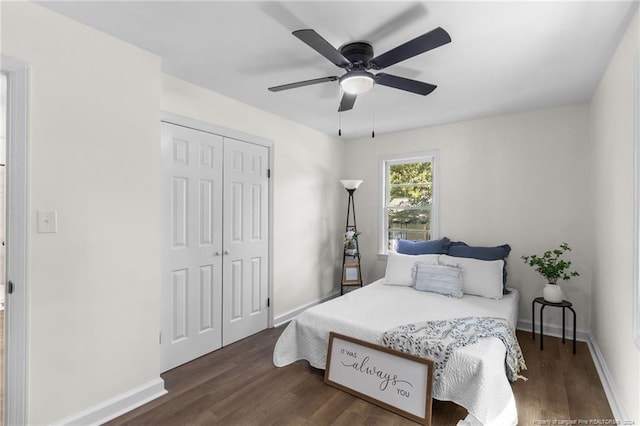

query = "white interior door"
[
  {"left": 161, "top": 122, "right": 224, "bottom": 372},
  {"left": 222, "top": 137, "right": 269, "bottom": 345}
]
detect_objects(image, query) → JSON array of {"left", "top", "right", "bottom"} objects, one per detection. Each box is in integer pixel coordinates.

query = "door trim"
[
  {"left": 160, "top": 111, "right": 275, "bottom": 330},
  {"left": 2, "top": 54, "right": 29, "bottom": 426}
]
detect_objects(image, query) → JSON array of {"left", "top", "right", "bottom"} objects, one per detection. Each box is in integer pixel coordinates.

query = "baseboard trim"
[
  {"left": 51, "top": 378, "right": 167, "bottom": 426},
  {"left": 586, "top": 334, "right": 629, "bottom": 422},
  {"left": 516, "top": 319, "right": 590, "bottom": 342},
  {"left": 274, "top": 291, "right": 340, "bottom": 327}
]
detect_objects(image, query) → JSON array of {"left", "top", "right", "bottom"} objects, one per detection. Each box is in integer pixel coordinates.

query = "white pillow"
[
  {"left": 384, "top": 252, "right": 439, "bottom": 286},
  {"left": 439, "top": 254, "right": 504, "bottom": 299}
]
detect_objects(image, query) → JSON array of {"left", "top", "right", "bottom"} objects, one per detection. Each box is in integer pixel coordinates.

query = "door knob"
[
  {"left": 224, "top": 250, "right": 230, "bottom": 255},
  {"left": 214, "top": 251, "right": 221, "bottom": 256}
]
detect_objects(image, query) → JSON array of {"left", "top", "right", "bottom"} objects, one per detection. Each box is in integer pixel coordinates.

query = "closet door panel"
[
  {"left": 161, "top": 122, "right": 224, "bottom": 372},
  {"left": 222, "top": 138, "right": 269, "bottom": 345}
]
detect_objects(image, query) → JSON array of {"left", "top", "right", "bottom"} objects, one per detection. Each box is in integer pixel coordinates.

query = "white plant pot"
[{"left": 543, "top": 283, "right": 564, "bottom": 303}]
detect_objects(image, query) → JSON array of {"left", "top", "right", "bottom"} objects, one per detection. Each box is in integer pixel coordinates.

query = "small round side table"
[{"left": 531, "top": 297, "right": 576, "bottom": 354}]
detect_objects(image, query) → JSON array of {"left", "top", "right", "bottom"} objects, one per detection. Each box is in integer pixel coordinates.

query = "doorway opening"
[
  {"left": 0, "top": 70, "right": 7, "bottom": 426},
  {"left": 2, "top": 54, "right": 29, "bottom": 426}
]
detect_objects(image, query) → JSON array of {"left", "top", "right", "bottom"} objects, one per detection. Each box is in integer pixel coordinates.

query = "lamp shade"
[
  {"left": 340, "top": 179, "right": 363, "bottom": 190},
  {"left": 339, "top": 72, "right": 374, "bottom": 95}
]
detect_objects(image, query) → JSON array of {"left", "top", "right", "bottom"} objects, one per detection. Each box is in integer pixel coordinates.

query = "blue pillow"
[
  {"left": 448, "top": 242, "right": 511, "bottom": 294},
  {"left": 396, "top": 237, "right": 450, "bottom": 255},
  {"left": 448, "top": 242, "right": 511, "bottom": 260}
]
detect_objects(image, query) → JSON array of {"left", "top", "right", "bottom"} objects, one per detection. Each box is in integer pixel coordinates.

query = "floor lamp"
[{"left": 340, "top": 179, "right": 363, "bottom": 294}]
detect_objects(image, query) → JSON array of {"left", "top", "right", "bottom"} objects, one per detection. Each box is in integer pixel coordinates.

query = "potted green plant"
[
  {"left": 522, "top": 242, "right": 579, "bottom": 303},
  {"left": 344, "top": 230, "right": 361, "bottom": 256}
]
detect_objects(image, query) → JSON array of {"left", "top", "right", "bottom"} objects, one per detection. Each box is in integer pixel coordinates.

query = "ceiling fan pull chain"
[
  {"left": 338, "top": 86, "right": 343, "bottom": 136},
  {"left": 371, "top": 87, "right": 376, "bottom": 138}
]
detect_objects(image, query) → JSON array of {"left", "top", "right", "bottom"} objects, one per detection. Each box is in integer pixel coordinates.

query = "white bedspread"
[{"left": 273, "top": 280, "right": 521, "bottom": 426}]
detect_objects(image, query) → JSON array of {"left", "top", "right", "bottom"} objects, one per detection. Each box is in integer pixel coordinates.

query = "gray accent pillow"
[{"left": 412, "top": 262, "right": 463, "bottom": 298}]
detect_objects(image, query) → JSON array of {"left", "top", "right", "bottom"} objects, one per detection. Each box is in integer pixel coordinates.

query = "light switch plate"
[{"left": 37, "top": 211, "right": 57, "bottom": 233}]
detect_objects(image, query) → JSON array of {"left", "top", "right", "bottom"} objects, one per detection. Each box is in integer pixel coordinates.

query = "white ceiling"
[{"left": 38, "top": 1, "right": 638, "bottom": 139}]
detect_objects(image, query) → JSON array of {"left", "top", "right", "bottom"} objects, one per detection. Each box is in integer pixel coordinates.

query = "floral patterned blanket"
[{"left": 382, "top": 316, "right": 527, "bottom": 386}]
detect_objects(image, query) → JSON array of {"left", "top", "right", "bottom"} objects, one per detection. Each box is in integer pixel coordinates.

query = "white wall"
[
  {"left": 1, "top": 3, "right": 163, "bottom": 424},
  {"left": 590, "top": 8, "right": 640, "bottom": 423},
  {"left": 161, "top": 75, "right": 345, "bottom": 317},
  {"left": 344, "top": 104, "right": 593, "bottom": 332},
  {"left": 1, "top": 3, "right": 346, "bottom": 422}
]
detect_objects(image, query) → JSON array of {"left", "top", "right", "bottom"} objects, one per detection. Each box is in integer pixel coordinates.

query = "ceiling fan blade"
[
  {"left": 370, "top": 27, "right": 451, "bottom": 70},
  {"left": 293, "top": 29, "right": 352, "bottom": 68},
  {"left": 268, "top": 76, "right": 338, "bottom": 92},
  {"left": 374, "top": 73, "right": 437, "bottom": 95},
  {"left": 338, "top": 92, "right": 357, "bottom": 112}
]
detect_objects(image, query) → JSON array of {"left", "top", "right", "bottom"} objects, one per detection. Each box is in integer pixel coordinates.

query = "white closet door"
[
  {"left": 222, "top": 137, "right": 269, "bottom": 345},
  {"left": 161, "top": 122, "right": 224, "bottom": 372}
]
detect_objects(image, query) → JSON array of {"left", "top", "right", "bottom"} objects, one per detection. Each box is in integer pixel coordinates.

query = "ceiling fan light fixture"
[{"left": 340, "top": 71, "right": 374, "bottom": 95}]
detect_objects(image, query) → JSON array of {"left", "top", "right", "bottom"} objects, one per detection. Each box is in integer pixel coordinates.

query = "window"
[{"left": 380, "top": 151, "right": 439, "bottom": 254}]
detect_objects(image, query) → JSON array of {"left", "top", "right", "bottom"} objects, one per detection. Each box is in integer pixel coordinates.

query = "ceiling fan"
[{"left": 268, "top": 27, "right": 451, "bottom": 112}]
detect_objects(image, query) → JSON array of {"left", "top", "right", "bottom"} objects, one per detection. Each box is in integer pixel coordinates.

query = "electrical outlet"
[{"left": 37, "top": 211, "right": 57, "bottom": 233}]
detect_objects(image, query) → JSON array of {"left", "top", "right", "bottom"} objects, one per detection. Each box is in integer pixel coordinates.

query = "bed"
[{"left": 273, "top": 250, "right": 524, "bottom": 426}]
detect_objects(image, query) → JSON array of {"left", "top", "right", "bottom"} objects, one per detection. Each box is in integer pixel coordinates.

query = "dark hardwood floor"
[{"left": 107, "top": 327, "right": 613, "bottom": 426}]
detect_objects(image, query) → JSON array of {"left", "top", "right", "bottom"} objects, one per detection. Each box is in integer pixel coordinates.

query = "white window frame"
[{"left": 378, "top": 150, "right": 440, "bottom": 256}]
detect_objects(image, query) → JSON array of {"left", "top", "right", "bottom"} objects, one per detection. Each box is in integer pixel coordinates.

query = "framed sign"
[
  {"left": 342, "top": 263, "right": 360, "bottom": 284},
  {"left": 324, "top": 332, "right": 433, "bottom": 425}
]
